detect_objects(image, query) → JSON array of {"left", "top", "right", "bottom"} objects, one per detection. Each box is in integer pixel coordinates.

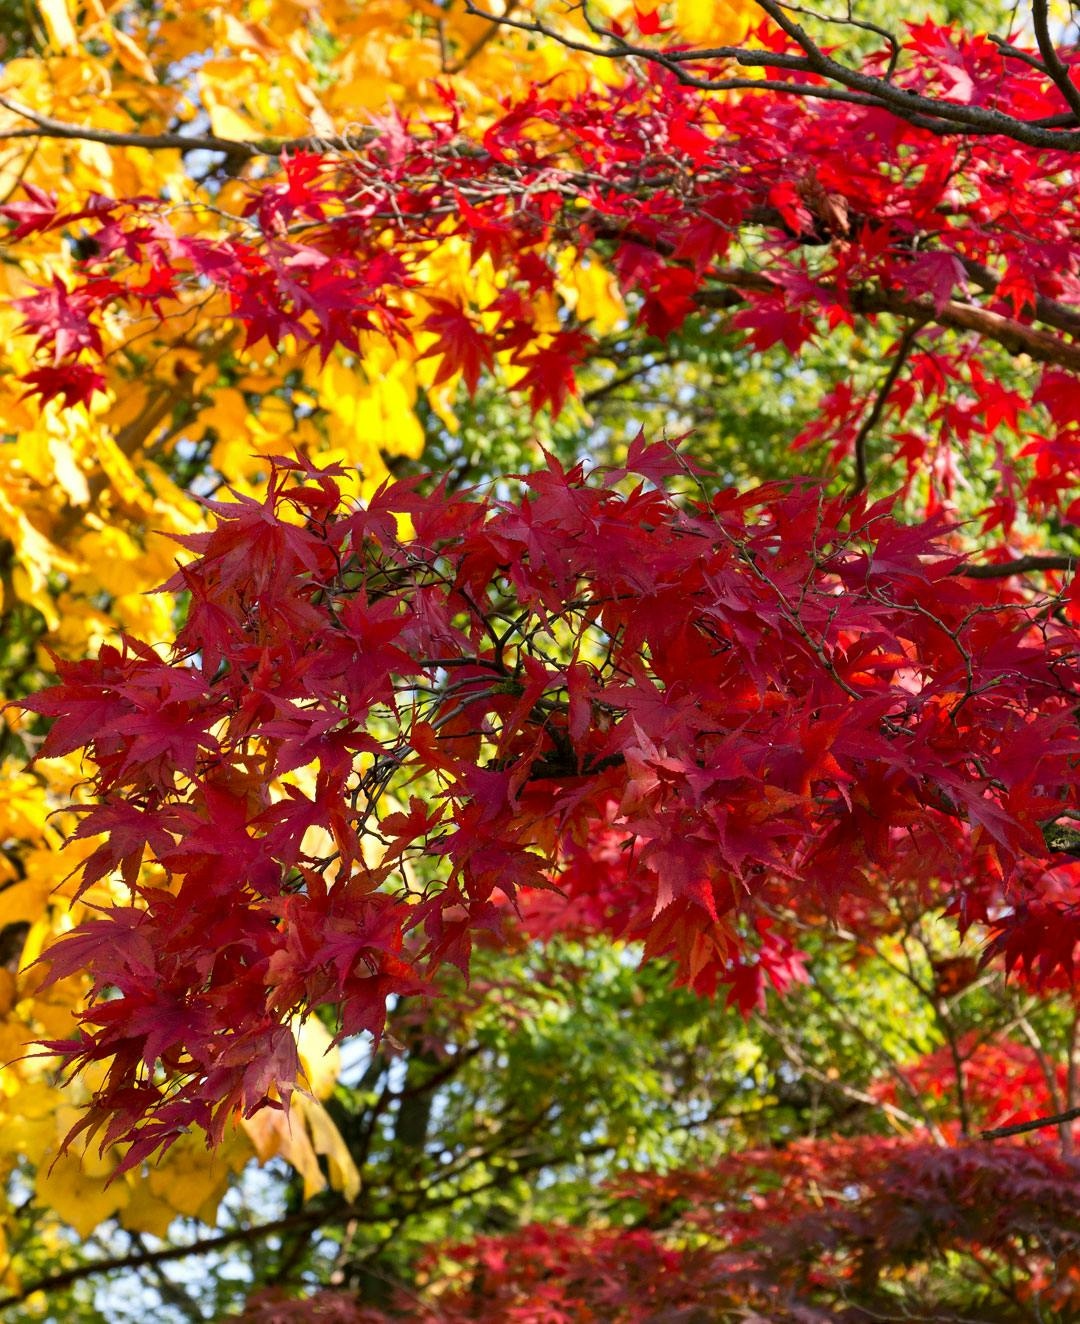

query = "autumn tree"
[
  {"left": 9, "top": 0, "right": 1080, "bottom": 1317},
  {"left": 0, "top": 0, "right": 647, "bottom": 1297}
]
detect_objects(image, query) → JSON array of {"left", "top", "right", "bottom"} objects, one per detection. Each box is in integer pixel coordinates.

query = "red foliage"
[
  {"left": 17, "top": 29, "right": 1080, "bottom": 1234},
  {"left": 290, "top": 1137, "right": 1080, "bottom": 1321},
  {"left": 230, "top": 1289, "right": 379, "bottom": 1323},
  {"left": 873, "top": 1034, "right": 1068, "bottom": 1134},
  {"left": 18, "top": 446, "right": 1080, "bottom": 1160},
  {"left": 16, "top": 29, "right": 1080, "bottom": 525}
]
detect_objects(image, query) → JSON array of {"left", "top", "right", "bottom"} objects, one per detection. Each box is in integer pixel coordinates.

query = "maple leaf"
[
  {"left": 901, "top": 251, "right": 968, "bottom": 313},
  {"left": 21, "top": 362, "right": 106, "bottom": 409},
  {"left": 513, "top": 328, "right": 593, "bottom": 415},
  {"left": 0, "top": 184, "right": 60, "bottom": 239},
  {"left": 0, "top": 185, "right": 115, "bottom": 239},
  {"left": 634, "top": 7, "right": 671, "bottom": 35},
  {"left": 420, "top": 299, "right": 493, "bottom": 394},
  {"left": 16, "top": 275, "right": 104, "bottom": 362}
]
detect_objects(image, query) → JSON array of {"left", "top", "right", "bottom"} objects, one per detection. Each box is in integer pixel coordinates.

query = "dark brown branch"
[
  {"left": 956, "top": 554, "right": 1076, "bottom": 579},
  {"left": 731, "top": 0, "right": 1080, "bottom": 148},
  {"left": 695, "top": 269, "right": 1080, "bottom": 374},
  {"left": 959, "top": 256, "right": 1080, "bottom": 339},
  {"left": 593, "top": 219, "right": 1080, "bottom": 377},
  {"left": 460, "top": 0, "right": 1080, "bottom": 149},
  {"left": 1031, "top": 0, "right": 1080, "bottom": 124},
  {"left": 852, "top": 325, "right": 920, "bottom": 493},
  {"left": 989, "top": 32, "right": 1052, "bottom": 77},
  {"left": 981, "top": 1103, "right": 1080, "bottom": 1140}
]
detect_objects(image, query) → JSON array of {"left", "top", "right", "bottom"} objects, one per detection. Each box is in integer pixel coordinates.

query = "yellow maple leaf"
[
  {"left": 117, "top": 1179, "right": 178, "bottom": 1239},
  {"left": 36, "top": 0, "right": 78, "bottom": 51},
  {"left": 35, "top": 1152, "right": 129, "bottom": 1238}
]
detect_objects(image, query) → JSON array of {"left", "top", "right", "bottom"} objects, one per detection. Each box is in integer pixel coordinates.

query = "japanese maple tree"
[
  {"left": 13, "top": 0, "right": 1080, "bottom": 1317},
  {"left": 17, "top": 441, "right": 1080, "bottom": 1161}
]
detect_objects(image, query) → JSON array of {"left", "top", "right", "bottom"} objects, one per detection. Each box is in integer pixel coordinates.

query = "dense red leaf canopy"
[
  {"left": 16, "top": 21, "right": 1080, "bottom": 1215},
  {"left": 448, "top": 1139, "right": 1080, "bottom": 1321},
  {"left": 18, "top": 10, "right": 1080, "bottom": 1323},
  {"left": 19, "top": 444, "right": 1080, "bottom": 1160},
  {"left": 12, "top": 25, "right": 1080, "bottom": 528}
]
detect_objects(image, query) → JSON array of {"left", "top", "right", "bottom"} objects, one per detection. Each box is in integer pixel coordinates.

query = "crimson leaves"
[{"left": 19, "top": 446, "right": 1080, "bottom": 1160}]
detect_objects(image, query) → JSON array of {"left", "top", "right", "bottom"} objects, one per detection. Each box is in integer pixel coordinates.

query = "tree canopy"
[{"left": 6, "top": 0, "right": 1080, "bottom": 1318}]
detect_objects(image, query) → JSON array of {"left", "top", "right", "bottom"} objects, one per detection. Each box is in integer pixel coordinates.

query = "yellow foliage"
[
  {"left": 117, "top": 1179, "right": 180, "bottom": 1240},
  {"left": 35, "top": 1153, "right": 129, "bottom": 1239},
  {"left": 243, "top": 1093, "right": 361, "bottom": 1202},
  {"left": 297, "top": 1016, "right": 342, "bottom": 1100},
  {"left": 145, "top": 1127, "right": 253, "bottom": 1223},
  {"left": 36, "top": 0, "right": 77, "bottom": 52}
]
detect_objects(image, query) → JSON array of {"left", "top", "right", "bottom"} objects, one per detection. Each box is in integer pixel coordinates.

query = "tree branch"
[
  {"left": 955, "top": 554, "right": 1076, "bottom": 579},
  {"left": 958, "top": 256, "right": 1080, "bottom": 340},
  {"left": 0, "top": 1205, "right": 359, "bottom": 1309},
  {"left": 696, "top": 268, "right": 1080, "bottom": 374},
  {"left": 0, "top": 94, "right": 376, "bottom": 160},
  {"left": 852, "top": 325, "right": 920, "bottom": 493},
  {"left": 8, "top": 3, "right": 1080, "bottom": 159},
  {"left": 981, "top": 1103, "right": 1080, "bottom": 1140},
  {"left": 462, "top": 0, "right": 1080, "bottom": 150},
  {"left": 1031, "top": 0, "right": 1080, "bottom": 124}
]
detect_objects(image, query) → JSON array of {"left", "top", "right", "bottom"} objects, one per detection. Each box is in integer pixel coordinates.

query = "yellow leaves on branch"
[
  {"left": 23, "top": 1108, "right": 254, "bottom": 1240},
  {"left": 655, "top": 0, "right": 760, "bottom": 44}
]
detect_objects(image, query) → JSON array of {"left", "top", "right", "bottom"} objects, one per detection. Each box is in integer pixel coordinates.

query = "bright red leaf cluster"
[
  {"left": 19, "top": 444, "right": 1080, "bottom": 1160},
  {"left": 11, "top": 26, "right": 1080, "bottom": 526}
]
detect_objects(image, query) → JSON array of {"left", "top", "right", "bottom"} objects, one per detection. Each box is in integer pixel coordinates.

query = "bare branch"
[
  {"left": 0, "top": 94, "right": 377, "bottom": 160},
  {"left": 1031, "top": 0, "right": 1080, "bottom": 123},
  {"left": 852, "top": 325, "right": 921, "bottom": 493},
  {"left": 0, "top": 1206, "right": 357, "bottom": 1309},
  {"left": 981, "top": 1103, "right": 1080, "bottom": 1140},
  {"left": 956, "top": 554, "right": 1076, "bottom": 579}
]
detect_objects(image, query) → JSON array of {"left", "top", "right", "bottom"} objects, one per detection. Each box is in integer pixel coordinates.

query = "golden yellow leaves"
[
  {"left": 317, "top": 348, "right": 426, "bottom": 479},
  {"left": 20, "top": 1104, "right": 253, "bottom": 1240},
  {"left": 36, "top": 1153, "right": 129, "bottom": 1241},
  {"left": 200, "top": 57, "right": 305, "bottom": 142},
  {"left": 0, "top": 1021, "right": 357, "bottom": 1256},
  {"left": 0, "top": 415, "right": 189, "bottom": 646},
  {"left": 557, "top": 251, "right": 626, "bottom": 338},
  {"left": 667, "top": 0, "right": 761, "bottom": 44},
  {"left": 36, "top": 0, "right": 77, "bottom": 53},
  {"left": 244, "top": 1019, "right": 361, "bottom": 1203}
]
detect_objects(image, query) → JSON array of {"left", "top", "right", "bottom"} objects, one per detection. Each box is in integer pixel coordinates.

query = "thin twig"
[
  {"left": 0, "top": 93, "right": 376, "bottom": 159},
  {"left": 852, "top": 325, "right": 920, "bottom": 493}
]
